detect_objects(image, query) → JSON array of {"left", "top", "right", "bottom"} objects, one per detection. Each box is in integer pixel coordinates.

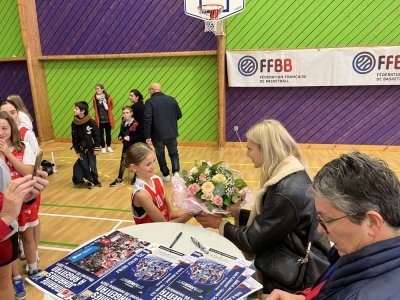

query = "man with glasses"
[
  {"left": 143, "top": 83, "right": 182, "bottom": 182},
  {"left": 268, "top": 151, "right": 400, "bottom": 300}
]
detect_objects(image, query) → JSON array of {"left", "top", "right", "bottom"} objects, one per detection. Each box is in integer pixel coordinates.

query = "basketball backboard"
[{"left": 184, "top": 0, "right": 245, "bottom": 20}]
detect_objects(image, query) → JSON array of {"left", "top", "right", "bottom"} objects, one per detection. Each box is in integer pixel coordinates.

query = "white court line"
[
  {"left": 38, "top": 245, "right": 73, "bottom": 252},
  {"left": 39, "top": 213, "right": 135, "bottom": 223},
  {"left": 111, "top": 220, "right": 123, "bottom": 232}
]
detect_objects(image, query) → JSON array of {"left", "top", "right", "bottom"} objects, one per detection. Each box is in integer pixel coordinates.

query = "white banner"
[{"left": 227, "top": 46, "right": 400, "bottom": 87}]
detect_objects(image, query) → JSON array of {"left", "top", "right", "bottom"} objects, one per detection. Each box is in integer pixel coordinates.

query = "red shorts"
[
  {"left": 0, "top": 232, "right": 18, "bottom": 266},
  {"left": 17, "top": 194, "right": 41, "bottom": 232}
]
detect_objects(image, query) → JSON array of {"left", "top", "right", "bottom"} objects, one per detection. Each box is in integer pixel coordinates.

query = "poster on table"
[
  {"left": 224, "top": 277, "right": 264, "bottom": 300},
  {"left": 157, "top": 248, "right": 253, "bottom": 300},
  {"left": 27, "top": 231, "right": 150, "bottom": 300},
  {"left": 227, "top": 46, "right": 400, "bottom": 87},
  {"left": 81, "top": 245, "right": 192, "bottom": 300},
  {"left": 27, "top": 230, "right": 262, "bottom": 299}
]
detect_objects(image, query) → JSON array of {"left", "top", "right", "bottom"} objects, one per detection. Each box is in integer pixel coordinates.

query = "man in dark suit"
[{"left": 143, "top": 83, "right": 182, "bottom": 182}]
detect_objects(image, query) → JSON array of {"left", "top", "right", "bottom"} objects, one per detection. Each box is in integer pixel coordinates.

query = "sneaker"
[
  {"left": 101, "top": 148, "right": 106, "bottom": 154},
  {"left": 173, "top": 172, "right": 180, "bottom": 177},
  {"left": 162, "top": 175, "right": 171, "bottom": 182},
  {"left": 93, "top": 180, "right": 102, "bottom": 187},
  {"left": 107, "top": 147, "right": 114, "bottom": 153},
  {"left": 28, "top": 268, "right": 40, "bottom": 276},
  {"left": 87, "top": 182, "right": 93, "bottom": 189},
  {"left": 13, "top": 278, "right": 27, "bottom": 300},
  {"left": 110, "top": 178, "right": 123, "bottom": 187},
  {"left": 25, "top": 256, "right": 40, "bottom": 273}
]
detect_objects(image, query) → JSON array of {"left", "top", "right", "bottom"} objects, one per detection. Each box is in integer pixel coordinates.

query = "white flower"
[
  {"left": 212, "top": 173, "right": 227, "bottom": 184},
  {"left": 190, "top": 167, "right": 199, "bottom": 175},
  {"left": 201, "top": 181, "right": 215, "bottom": 194}
]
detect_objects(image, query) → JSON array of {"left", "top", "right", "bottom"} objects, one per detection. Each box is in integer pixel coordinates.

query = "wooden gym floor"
[{"left": 22, "top": 141, "right": 400, "bottom": 299}]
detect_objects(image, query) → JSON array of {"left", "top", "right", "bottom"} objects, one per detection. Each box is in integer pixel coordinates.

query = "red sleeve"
[
  {"left": 295, "top": 281, "right": 327, "bottom": 300},
  {"left": 0, "top": 219, "right": 12, "bottom": 241}
]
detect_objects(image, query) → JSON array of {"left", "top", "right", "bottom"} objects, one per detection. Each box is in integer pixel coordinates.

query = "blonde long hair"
[{"left": 246, "top": 119, "right": 305, "bottom": 187}]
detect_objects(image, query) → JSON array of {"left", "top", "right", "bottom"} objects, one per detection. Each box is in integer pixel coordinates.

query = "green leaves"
[
  {"left": 214, "top": 183, "right": 225, "bottom": 196},
  {"left": 234, "top": 178, "right": 247, "bottom": 190}
]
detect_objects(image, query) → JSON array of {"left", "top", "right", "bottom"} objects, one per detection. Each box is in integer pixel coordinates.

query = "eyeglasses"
[{"left": 317, "top": 213, "right": 360, "bottom": 233}]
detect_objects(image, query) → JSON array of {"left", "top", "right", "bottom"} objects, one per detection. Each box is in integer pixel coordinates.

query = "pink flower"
[
  {"left": 199, "top": 173, "right": 207, "bottom": 182},
  {"left": 232, "top": 187, "right": 239, "bottom": 193},
  {"left": 187, "top": 183, "right": 200, "bottom": 196},
  {"left": 213, "top": 195, "right": 223, "bottom": 206}
]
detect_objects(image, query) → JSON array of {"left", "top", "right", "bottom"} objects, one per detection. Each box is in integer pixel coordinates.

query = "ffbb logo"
[
  {"left": 353, "top": 52, "right": 400, "bottom": 74},
  {"left": 238, "top": 56, "right": 293, "bottom": 76}
]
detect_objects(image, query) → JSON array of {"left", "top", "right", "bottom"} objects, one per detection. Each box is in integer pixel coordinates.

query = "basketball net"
[{"left": 198, "top": 4, "right": 225, "bottom": 36}]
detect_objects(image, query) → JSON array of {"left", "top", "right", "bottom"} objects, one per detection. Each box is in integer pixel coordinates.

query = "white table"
[{"left": 119, "top": 222, "right": 244, "bottom": 258}]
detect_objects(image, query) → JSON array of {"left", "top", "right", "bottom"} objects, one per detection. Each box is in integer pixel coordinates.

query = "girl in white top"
[
  {"left": 6, "top": 95, "right": 34, "bottom": 131},
  {"left": 0, "top": 101, "right": 40, "bottom": 156}
]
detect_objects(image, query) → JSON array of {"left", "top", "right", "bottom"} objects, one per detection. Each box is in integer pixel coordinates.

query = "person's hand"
[
  {"left": 227, "top": 203, "right": 241, "bottom": 219},
  {"left": 195, "top": 212, "right": 223, "bottom": 229},
  {"left": 23, "top": 170, "right": 49, "bottom": 202},
  {"left": 124, "top": 136, "right": 130, "bottom": 141},
  {"left": 0, "top": 175, "right": 45, "bottom": 225},
  {"left": 0, "top": 139, "right": 11, "bottom": 156},
  {"left": 267, "top": 289, "right": 305, "bottom": 300},
  {"left": 146, "top": 138, "right": 153, "bottom": 146},
  {"left": 94, "top": 150, "right": 99, "bottom": 156}
]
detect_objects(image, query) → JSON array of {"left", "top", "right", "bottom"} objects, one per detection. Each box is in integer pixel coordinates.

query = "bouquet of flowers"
[{"left": 172, "top": 160, "right": 252, "bottom": 215}]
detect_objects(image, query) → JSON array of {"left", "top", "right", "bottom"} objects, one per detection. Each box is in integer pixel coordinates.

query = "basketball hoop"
[{"left": 198, "top": 4, "right": 224, "bottom": 36}]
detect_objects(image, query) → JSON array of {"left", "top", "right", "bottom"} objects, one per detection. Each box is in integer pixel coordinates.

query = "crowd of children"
[{"left": 0, "top": 84, "right": 191, "bottom": 299}]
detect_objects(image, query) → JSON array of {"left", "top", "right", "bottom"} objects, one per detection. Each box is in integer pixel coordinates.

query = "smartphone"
[{"left": 33, "top": 151, "right": 43, "bottom": 177}]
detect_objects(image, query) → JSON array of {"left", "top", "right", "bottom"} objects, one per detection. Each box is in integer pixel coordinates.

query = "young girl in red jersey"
[
  {"left": 0, "top": 112, "right": 37, "bottom": 298},
  {"left": 1, "top": 101, "right": 41, "bottom": 272},
  {"left": 125, "top": 143, "right": 192, "bottom": 224}
]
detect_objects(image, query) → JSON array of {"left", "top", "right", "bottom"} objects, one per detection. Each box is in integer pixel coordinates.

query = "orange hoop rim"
[{"left": 198, "top": 4, "right": 224, "bottom": 20}]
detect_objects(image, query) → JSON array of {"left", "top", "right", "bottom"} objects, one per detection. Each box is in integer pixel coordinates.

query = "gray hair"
[{"left": 309, "top": 151, "right": 400, "bottom": 227}]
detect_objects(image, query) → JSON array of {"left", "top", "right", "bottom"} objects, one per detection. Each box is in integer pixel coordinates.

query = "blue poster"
[
  {"left": 156, "top": 249, "right": 250, "bottom": 300},
  {"left": 27, "top": 231, "right": 149, "bottom": 299},
  {"left": 81, "top": 245, "right": 191, "bottom": 300}
]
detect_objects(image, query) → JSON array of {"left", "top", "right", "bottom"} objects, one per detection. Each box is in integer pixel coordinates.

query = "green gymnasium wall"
[
  {"left": 44, "top": 56, "right": 218, "bottom": 141},
  {"left": 227, "top": 0, "right": 400, "bottom": 49},
  {"left": 0, "top": 0, "right": 25, "bottom": 58}
]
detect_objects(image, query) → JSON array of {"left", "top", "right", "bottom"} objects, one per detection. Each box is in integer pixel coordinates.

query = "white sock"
[
  {"left": 13, "top": 275, "right": 22, "bottom": 280},
  {"left": 28, "top": 262, "right": 38, "bottom": 272}
]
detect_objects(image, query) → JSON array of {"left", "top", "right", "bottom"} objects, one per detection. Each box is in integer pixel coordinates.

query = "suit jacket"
[{"left": 143, "top": 92, "right": 182, "bottom": 140}]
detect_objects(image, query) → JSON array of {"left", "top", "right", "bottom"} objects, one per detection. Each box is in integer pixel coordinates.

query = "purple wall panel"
[
  {"left": 36, "top": 0, "right": 216, "bottom": 55},
  {"left": 226, "top": 86, "right": 400, "bottom": 145},
  {"left": 0, "top": 62, "right": 36, "bottom": 133}
]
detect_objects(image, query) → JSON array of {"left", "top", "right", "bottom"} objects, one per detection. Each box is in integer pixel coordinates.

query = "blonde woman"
[
  {"left": 196, "top": 119, "right": 330, "bottom": 294},
  {"left": 6, "top": 95, "right": 34, "bottom": 131}
]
